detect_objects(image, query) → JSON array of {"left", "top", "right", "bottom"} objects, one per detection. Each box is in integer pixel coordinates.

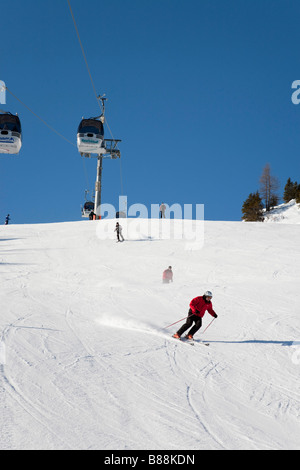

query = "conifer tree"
[
  {"left": 283, "top": 178, "right": 298, "bottom": 203},
  {"left": 269, "top": 194, "right": 279, "bottom": 209},
  {"left": 296, "top": 185, "right": 300, "bottom": 204},
  {"left": 242, "top": 192, "right": 264, "bottom": 221},
  {"left": 293, "top": 181, "right": 300, "bottom": 201}
]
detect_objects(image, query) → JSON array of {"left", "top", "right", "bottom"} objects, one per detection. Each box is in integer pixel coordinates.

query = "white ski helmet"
[{"left": 204, "top": 290, "right": 213, "bottom": 298}]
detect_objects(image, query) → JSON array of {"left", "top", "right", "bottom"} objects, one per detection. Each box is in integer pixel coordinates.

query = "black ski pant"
[
  {"left": 176, "top": 309, "right": 202, "bottom": 337},
  {"left": 117, "top": 231, "right": 124, "bottom": 242}
]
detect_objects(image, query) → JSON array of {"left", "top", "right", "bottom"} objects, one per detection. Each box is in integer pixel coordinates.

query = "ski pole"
[
  {"left": 163, "top": 315, "right": 190, "bottom": 330},
  {"left": 163, "top": 316, "right": 187, "bottom": 329}
]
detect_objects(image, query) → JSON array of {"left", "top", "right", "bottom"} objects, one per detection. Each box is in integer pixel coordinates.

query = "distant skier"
[
  {"left": 114, "top": 222, "right": 124, "bottom": 242},
  {"left": 172, "top": 291, "right": 218, "bottom": 340},
  {"left": 162, "top": 266, "right": 173, "bottom": 284},
  {"left": 5, "top": 214, "right": 10, "bottom": 225},
  {"left": 159, "top": 202, "right": 166, "bottom": 219}
]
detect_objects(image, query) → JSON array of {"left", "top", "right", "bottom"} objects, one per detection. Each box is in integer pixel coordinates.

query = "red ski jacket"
[
  {"left": 163, "top": 269, "right": 173, "bottom": 281},
  {"left": 189, "top": 296, "right": 217, "bottom": 318}
]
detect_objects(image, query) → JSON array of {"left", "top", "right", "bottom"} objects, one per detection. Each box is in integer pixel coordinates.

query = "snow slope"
[
  {"left": 263, "top": 199, "right": 300, "bottom": 224},
  {"left": 0, "top": 218, "right": 299, "bottom": 450}
]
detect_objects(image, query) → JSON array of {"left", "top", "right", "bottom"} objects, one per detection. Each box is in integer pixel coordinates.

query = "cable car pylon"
[{"left": 77, "top": 95, "right": 121, "bottom": 220}]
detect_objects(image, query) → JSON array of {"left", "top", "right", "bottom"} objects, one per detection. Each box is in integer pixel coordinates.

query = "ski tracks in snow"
[
  {"left": 163, "top": 330, "right": 300, "bottom": 450},
  {"left": 165, "top": 340, "right": 227, "bottom": 449},
  {"left": 1, "top": 220, "right": 299, "bottom": 450}
]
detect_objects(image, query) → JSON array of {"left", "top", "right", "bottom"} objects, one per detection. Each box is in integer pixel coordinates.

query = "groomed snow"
[{"left": 0, "top": 217, "right": 299, "bottom": 450}]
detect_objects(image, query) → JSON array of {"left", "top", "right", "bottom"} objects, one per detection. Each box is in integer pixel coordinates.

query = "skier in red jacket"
[
  {"left": 162, "top": 266, "right": 173, "bottom": 283},
  {"left": 173, "top": 291, "right": 218, "bottom": 340}
]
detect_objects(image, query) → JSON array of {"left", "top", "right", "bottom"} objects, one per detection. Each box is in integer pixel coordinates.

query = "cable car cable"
[
  {"left": 66, "top": 0, "right": 103, "bottom": 115},
  {"left": 66, "top": 0, "right": 119, "bottom": 146},
  {"left": 66, "top": 0, "right": 124, "bottom": 196},
  {"left": 5, "top": 86, "right": 76, "bottom": 148},
  {"left": 6, "top": 86, "right": 93, "bottom": 199},
  {"left": 5, "top": 85, "right": 119, "bottom": 195}
]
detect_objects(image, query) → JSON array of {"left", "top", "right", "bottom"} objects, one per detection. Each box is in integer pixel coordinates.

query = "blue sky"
[{"left": 1, "top": 0, "right": 300, "bottom": 224}]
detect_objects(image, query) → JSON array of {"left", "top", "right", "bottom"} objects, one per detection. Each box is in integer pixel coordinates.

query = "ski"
[
  {"left": 171, "top": 336, "right": 194, "bottom": 346},
  {"left": 171, "top": 336, "right": 209, "bottom": 347},
  {"left": 184, "top": 340, "right": 210, "bottom": 347},
  {"left": 181, "top": 338, "right": 194, "bottom": 346}
]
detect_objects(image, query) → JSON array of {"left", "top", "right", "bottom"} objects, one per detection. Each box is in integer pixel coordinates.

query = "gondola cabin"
[
  {"left": 77, "top": 118, "right": 105, "bottom": 157},
  {"left": 0, "top": 112, "right": 22, "bottom": 155},
  {"left": 81, "top": 200, "right": 94, "bottom": 218}
]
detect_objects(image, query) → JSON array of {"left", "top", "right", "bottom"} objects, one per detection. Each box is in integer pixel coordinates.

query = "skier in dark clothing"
[
  {"left": 114, "top": 222, "right": 124, "bottom": 242},
  {"left": 173, "top": 291, "right": 218, "bottom": 340},
  {"left": 5, "top": 214, "right": 10, "bottom": 225},
  {"left": 159, "top": 202, "right": 166, "bottom": 219}
]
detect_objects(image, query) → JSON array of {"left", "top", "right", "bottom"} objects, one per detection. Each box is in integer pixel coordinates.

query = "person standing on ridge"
[
  {"left": 159, "top": 202, "right": 166, "bottom": 219},
  {"left": 173, "top": 291, "right": 218, "bottom": 340},
  {"left": 162, "top": 266, "right": 173, "bottom": 283},
  {"left": 5, "top": 214, "right": 10, "bottom": 225},
  {"left": 114, "top": 222, "right": 124, "bottom": 242}
]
